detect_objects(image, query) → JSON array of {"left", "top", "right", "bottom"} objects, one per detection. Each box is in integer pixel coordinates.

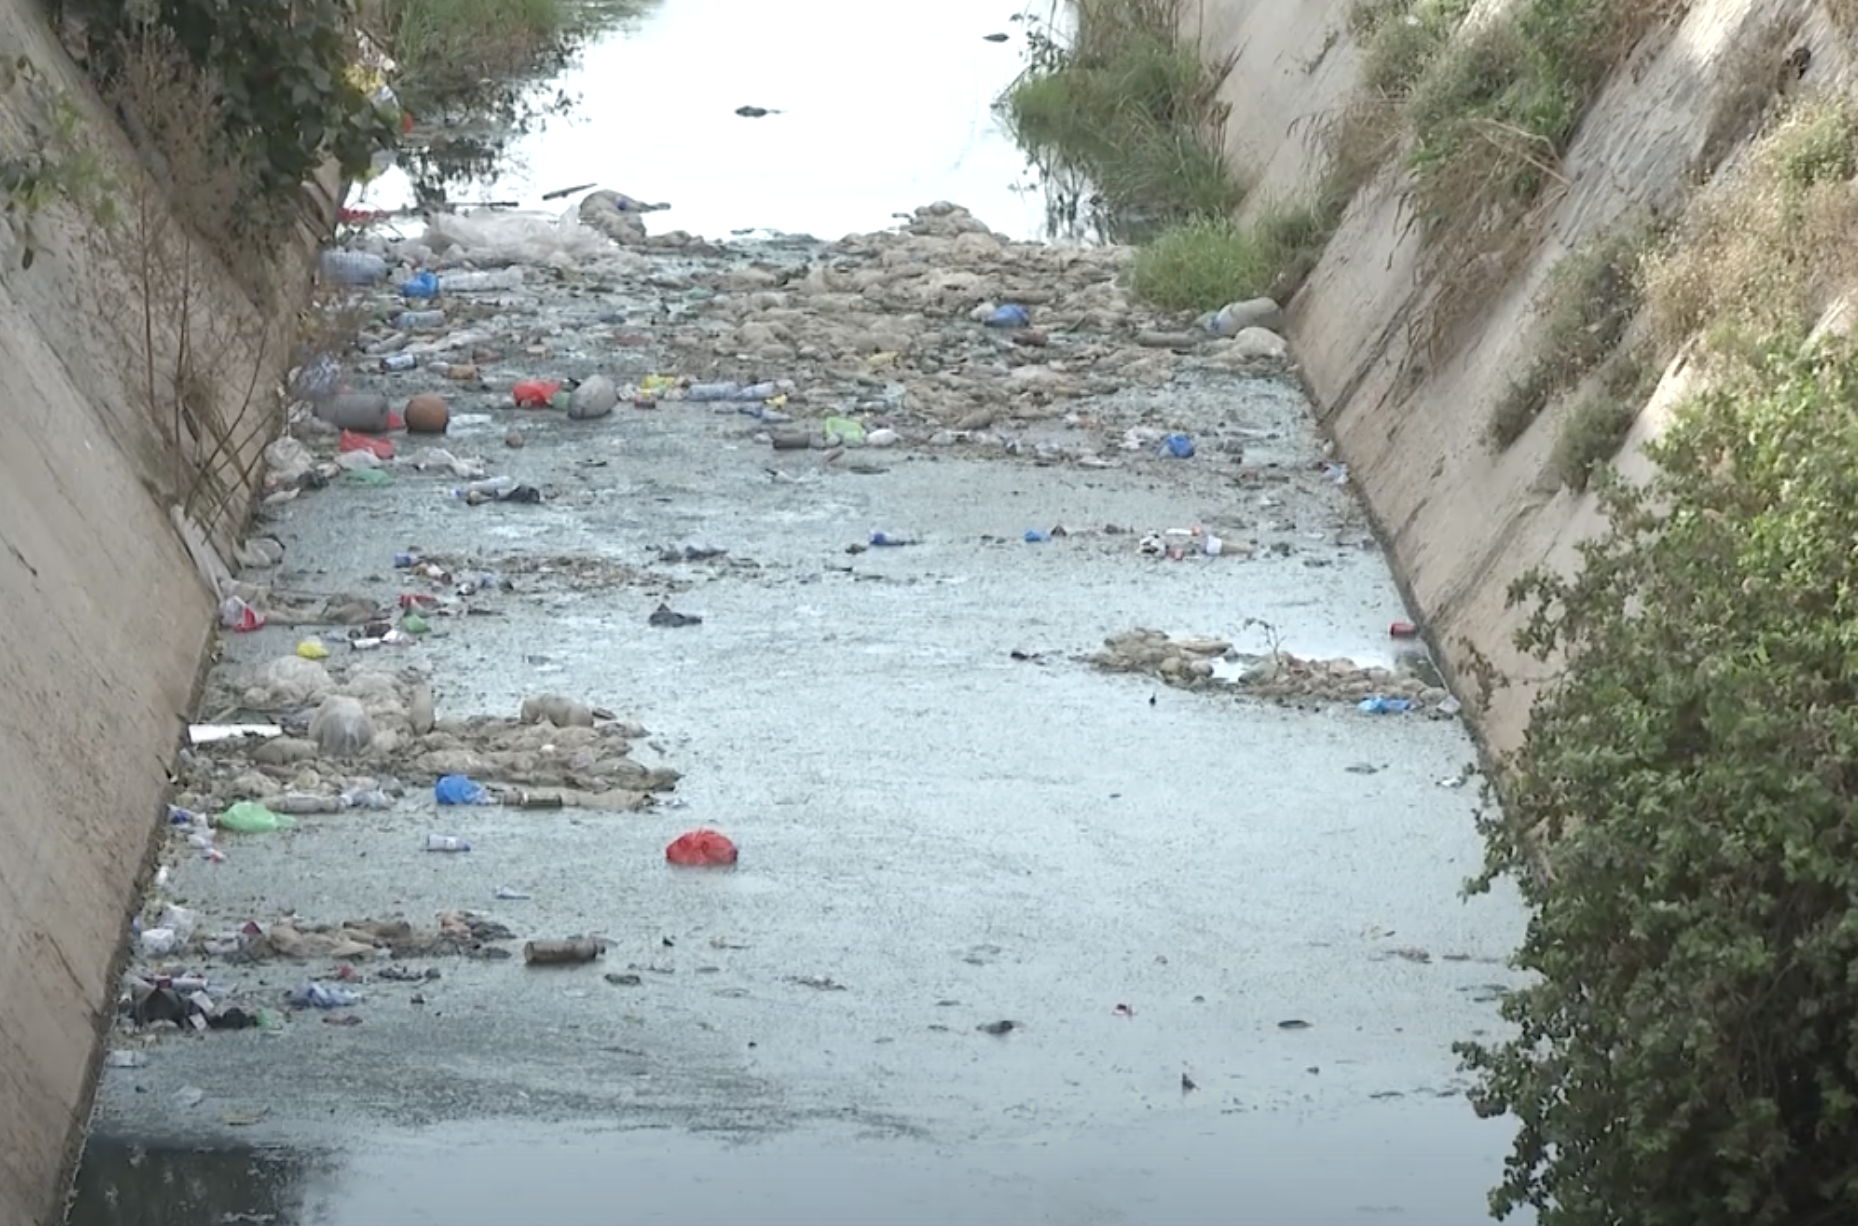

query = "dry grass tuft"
[{"left": 1645, "top": 92, "right": 1858, "bottom": 356}]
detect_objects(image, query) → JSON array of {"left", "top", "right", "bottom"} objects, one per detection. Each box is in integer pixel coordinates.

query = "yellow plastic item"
[
  {"left": 639, "top": 374, "right": 677, "bottom": 396},
  {"left": 295, "top": 638, "right": 329, "bottom": 660}
]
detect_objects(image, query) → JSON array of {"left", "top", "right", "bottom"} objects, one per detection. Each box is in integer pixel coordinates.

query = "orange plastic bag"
[
  {"left": 512, "top": 379, "right": 561, "bottom": 409},
  {"left": 665, "top": 829, "right": 738, "bottom": 867}
]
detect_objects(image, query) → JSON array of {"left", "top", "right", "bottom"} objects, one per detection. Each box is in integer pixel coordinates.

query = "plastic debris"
[
  {"left": 434, "top": 775, "right": 489, "bottom": 805},
  {"left": 217, "top": 802, "right": 296, "bottom": 834},
  {"left": 666, "top": 828, "right": 738, "bottom": 867}
]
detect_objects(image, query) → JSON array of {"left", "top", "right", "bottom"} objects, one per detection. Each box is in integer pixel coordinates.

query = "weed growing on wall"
[
  {"left": 1645, "top": 93, "right": 1858, "bottom": 357},
  {"left": 1487, "top": 228, "right": 1647, "bottom": 449},
  {"left": 0, "top": 53, "right": 113, "bottom": 268},
  {"left": 1462, "top": 334, "right": 1858, "bottom": 1226},
  {"left": 1399, "top": 0, "right": 1687, "bottom": 350},
  {"left": 999, "top": 0, "right": 1240, "bottom": 232}
]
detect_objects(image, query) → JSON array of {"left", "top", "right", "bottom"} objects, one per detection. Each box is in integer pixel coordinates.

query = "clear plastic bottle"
[
  {"left": 439, "top": 268, "right": 523, "bottom": 292},
  {"left": 425, "top": 833, "right": 471, "bottom": 852}
]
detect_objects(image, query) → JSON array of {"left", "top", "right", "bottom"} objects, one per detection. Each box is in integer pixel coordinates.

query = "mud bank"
[
  {"left": 77, "top": 198, "right": 1527, "bottom": 1221},
  {"left": 0, "top": 3, "right": 338, "bottom": 1220},
  {"left": 1191, "top": 0, "right": 1855, "bottom": 753}
]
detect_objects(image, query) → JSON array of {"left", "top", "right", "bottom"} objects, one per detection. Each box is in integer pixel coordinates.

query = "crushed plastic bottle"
[
  {"left": 287, "top": 983, "right": 361, "bottom": 1009},
  {"left": 452, "top": 475, "right": 516, "bottom": 500},
  {"left": 394, "top": 309, "right": 446, "bottom": 331},
  {"left": 341, "top": 788, "right": 392, "bottom": 810},
  {"left": 400, "top": 271, "right": 439, "bottom": 298}
]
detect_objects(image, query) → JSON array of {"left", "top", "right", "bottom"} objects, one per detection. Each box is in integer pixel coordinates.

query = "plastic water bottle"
[
  {"left": 379, "top": 353, "right": 418, "bottom": 373},
  {"left": 440, "top": 268, "right": 523, "bottom": 292},
  {"left": 395, "top": 309, "right": 446, "bottom": 330},
  {"left": 425, "top": 833, "right": 471, "bottom": 853},
  {"left": 320, "top": 249, "right": 387, "bottom": 285},
  {"left": 452, "top": 475, "right": 516, "bottom": 500}
]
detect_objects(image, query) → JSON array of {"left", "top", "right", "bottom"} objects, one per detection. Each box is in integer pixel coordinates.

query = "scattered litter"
[
  {"left": 216, "top": 802, "right": 294, "bottom": 834},
  {"left": 869, "top": 531, "right": 913, "bottom": 548},
  {"left": 1389, "top": 621, "right": 1420, "bottom": 639},
  {"left": 1112, "top": 1003, "right": 1135, "bottom": 1017},
  {"left": 434, "top": 774, "right": 489, "bottom": 805},
  {"left": 494, "top": 885, "right": 532, "bottom": 900},
  {"left": 187, "top": 724, "right": 282, "bottom": 747},
  {"left": 666, "top": 828, "right": 738, "bottom": 867},
  {"left": 287, "top": 983, "right": 361, "bottom": 1009},
  {"left": 104, "top": 1050, "right": 148, "bottom": 1069},
  {"left": 648, "top": 602, "right": 702, "bottom": 628},
  {"left": 1358, "top": 695, "right": 1414, "bottom": 715},
  {"left": 984, "top": 304, "right": 1030, "bottom": 328},
  {"left": 524, "top": 939, "right": 603, "bottom": 965},
  {"left": 1160, "top": 432, "right": 1195, "bottom": 459},
  {"left": 217, "top": 595, "right": 265, "bottom": 633},
  {"left": 425, "top": 833, "right": 471, "bottom": 853},
  {"left": 977, "top": 1019, "right": 1018, "bottom": 1035}
]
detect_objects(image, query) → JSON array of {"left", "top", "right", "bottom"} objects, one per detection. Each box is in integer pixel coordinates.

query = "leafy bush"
[
  {"left": 78, "top": 0, "right": 398, "bottom": 218},
  {"left": 1461, "top": 336, "right": 1858, "bottom": 1226}
]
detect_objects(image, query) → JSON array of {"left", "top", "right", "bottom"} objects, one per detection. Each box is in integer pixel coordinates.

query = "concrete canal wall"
[
  {"left": 0, "top": 2, "right": 334, "bottom": 1219},
  {"left": 1191, "top": 0, "right": 1858, "bottom": 754}
]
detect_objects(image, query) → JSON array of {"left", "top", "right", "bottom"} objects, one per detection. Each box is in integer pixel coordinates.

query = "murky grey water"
[
  {"left": 360, "top": 0, "right": 1047, "bottom": 240},
  {"left": 64, "top": 5, "right": 1537, "bottom": 1223}
]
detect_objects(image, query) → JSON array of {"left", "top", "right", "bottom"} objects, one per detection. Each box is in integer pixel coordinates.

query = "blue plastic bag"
[
  {"left": 985, "top": 304, "right": 1030, "bottom": 328},
  {"left": 434, "top": 774, "right": 488, "bottom": 805},
  {"left": 1358, "top": 696, "right": 1413, "bottom": 715},
  {"left": 1160, "top": 433, "right": 1195, "bottom": 459},
  {"left": 400, "top": 270, "right": 439, "bottom": 299}
]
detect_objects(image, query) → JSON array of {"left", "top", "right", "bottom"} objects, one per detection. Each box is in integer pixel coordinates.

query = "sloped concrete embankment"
[
  {"left": 1192, "top": 0, "right": 1850, "bottom": 753},
  {"left": 0, "top": 4, "right": 334, "bottom": 1220}
]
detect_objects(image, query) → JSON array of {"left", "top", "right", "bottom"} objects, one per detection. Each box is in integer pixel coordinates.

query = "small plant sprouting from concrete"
[{"left": 0, "top": 54, "right": 115, "bottom": 270}]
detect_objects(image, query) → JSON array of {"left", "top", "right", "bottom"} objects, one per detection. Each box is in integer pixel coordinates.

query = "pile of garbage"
[
  {"left": 170, "top": 655, "right": 677, "bottom": 818},
  {"left": 1086, "top": 628, "right": 1457, "bottom": 713},
  {"left": 297, "top": 198, "right": 1299, "bottom": 480}
]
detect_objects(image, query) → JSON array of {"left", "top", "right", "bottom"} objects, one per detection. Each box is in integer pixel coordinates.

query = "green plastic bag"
[
  {"left": 822, "top": 415, "right": 865, "bottom": 445},
  {"left": 217, "top": 801, "right": 296, "bottom": 834}
]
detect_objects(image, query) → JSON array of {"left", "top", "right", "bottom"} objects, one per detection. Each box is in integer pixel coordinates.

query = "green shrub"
[
  {"left": 1000, "top": 0, "right": 1240, "bottom": 226},
  {"left": 1463, "top": 335, "right": 1858, "bottom": 1226},
  {"left": 1130, "top": 200, "right": 1330, "bottom": 311}
]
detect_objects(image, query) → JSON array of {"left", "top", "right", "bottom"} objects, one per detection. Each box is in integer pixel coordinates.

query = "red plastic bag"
[
  {"left": 665, "top": 829, "right": 738, "bottom": 867},
  {"left": 512, "top": 379, "right": 562, "bottom": 409},
  {"left": 339, "top": 430, "right": 394, "bottom": 460}
]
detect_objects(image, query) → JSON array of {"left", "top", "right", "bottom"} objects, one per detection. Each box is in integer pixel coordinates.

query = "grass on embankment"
[
  {"left": 1000, "top": 0, "right": 1241, "bottom": 226},
  {"left": 380, "top": 0, "right": 570, "bottom": 106}
]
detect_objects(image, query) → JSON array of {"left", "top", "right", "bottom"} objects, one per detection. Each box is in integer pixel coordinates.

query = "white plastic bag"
[{"left": 422, "top": 207, "right": 614, "bottom": 268}]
